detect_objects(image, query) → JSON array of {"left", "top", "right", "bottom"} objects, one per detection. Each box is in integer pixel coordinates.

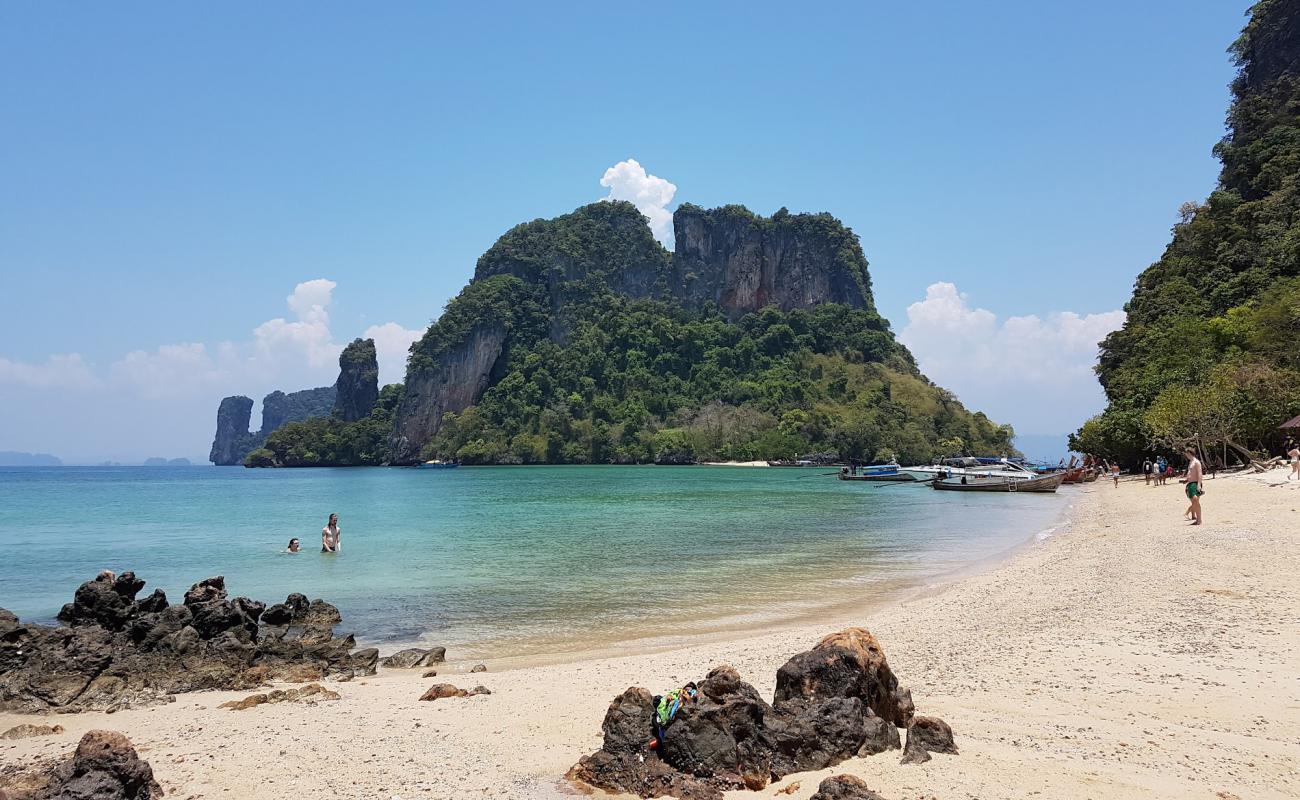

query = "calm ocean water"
[{"left": 0, "top": 465, "right": 1067, "bottom": 660}]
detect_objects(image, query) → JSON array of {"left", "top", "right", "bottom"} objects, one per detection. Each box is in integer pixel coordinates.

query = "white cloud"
[
  {"left": 0, "top": 353, "right": 100, "bottom": 390},
  {"left": 362, "top": 321, "right": 423, "bottom": 385},
  {"left": 600, "top": 158, "right": 677, "bottom": 246},
  {"left": 899, "top": 282, "right": 1125, "bottom": 434},
  {"left": 0, "top": 280, "right": 423, "bottom": 461}
]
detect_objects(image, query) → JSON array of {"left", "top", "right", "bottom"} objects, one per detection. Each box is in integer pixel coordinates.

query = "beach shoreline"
[{"left": 3, "top": 472, "right": 1297, "bottom": 799}]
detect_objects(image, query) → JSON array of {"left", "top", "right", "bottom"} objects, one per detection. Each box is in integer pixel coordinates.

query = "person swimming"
[
  {"left": 286, "top": 538, "right": 301, "bottom": 553},
  {"left": 321, "top": 513, "right": 341, "bottom": 553}
]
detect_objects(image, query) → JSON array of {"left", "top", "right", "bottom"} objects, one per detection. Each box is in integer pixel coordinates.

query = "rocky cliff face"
[
  {"left": 392, "top": 322, "right": 508, "bottom": 462},
  {"left": 209, "top": 396, "right": 255, "bottom": 466},
  {"left": 671, "top": 204, "right": 873, "bottom": 319},
  {"left": 333, "top": 338, "right": 379, "bottom": 422},
  {"left": 209, "top": 386, "right": 336, "bottom": 465}
]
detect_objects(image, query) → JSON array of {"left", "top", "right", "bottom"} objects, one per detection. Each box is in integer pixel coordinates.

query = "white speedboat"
[{"left": 899, "top": 457, "right": 1036, "bottom": 483}]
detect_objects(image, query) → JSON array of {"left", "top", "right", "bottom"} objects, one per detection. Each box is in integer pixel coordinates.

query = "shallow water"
[{"left": 0, "top": 465, "right": 1066, "bottom": 659}]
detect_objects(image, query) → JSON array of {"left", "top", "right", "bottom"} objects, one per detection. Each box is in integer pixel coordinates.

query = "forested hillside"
[
  {"left": 252, "top": 201, "right": 1016, "bottom": 466},
  {"left": 1075, "top": 0, "right": 1300, "bottom": 464}
]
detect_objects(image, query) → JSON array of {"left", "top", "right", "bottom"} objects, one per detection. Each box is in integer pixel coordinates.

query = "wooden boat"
[
  {"left": 931, "top": 471, "right": 1065, "bottom": 493},
  {"left": 1061, "top": 467, "right": 1085, "bottom": 484},
  {"left": 767, "top": 459, "right": 816, "bottom": 467},
  {"left": 418, "top": 460, "right": 460, "bottom": 469},
  {"left": 1082, "top": 470, "right": 1099, "bottom": 483}
]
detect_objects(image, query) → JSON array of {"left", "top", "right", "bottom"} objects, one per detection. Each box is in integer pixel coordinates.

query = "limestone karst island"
[{"left": 2, "top": 3, "right": 1298, "bottom": 800}]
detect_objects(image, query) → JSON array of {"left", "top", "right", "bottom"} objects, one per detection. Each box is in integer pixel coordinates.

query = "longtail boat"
[{"left": 931, "top": 471, "right": 1065, "bottom": 493}]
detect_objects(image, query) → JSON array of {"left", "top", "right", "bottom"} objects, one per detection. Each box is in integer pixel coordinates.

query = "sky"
[{"left": 0, "top": 1, "right": 1251, "bottom": 462}]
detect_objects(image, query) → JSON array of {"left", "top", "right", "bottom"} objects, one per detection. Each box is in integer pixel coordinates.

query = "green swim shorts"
[{"left": 1185, "top": 481, "right": 1202, "bottom": 499}]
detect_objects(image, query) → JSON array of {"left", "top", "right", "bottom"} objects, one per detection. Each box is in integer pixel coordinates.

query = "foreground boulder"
[
  {"left": 809, "top": 775, "right": 890, "bottom": 800},
  {"left": 568, "top": 628, "right": 943, "bottom": 798},
  {"left": 0, "top": 571, "right": 377, "bottom": 712},
  {"left": 0, "top": 730, "right": 161, "bottom": 800},
  {"left": 418, "top": 683, "right": 490, "bottom": 701}
]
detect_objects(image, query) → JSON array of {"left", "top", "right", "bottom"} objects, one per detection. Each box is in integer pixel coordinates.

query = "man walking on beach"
[
  {"left": 1184, "top": 448, "right": 1204, "bottom": 525},
  {"left": 1143, "top": 458, "right": 1153, "bottom": 485}
]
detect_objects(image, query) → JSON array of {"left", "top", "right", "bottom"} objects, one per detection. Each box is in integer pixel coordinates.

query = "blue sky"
[{"left": 0, "top": 2, "right": 1250, "bottom": 461}]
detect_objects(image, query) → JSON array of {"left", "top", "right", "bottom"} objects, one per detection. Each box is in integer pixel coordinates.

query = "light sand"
[{"left": 3, "top": 474, "right": 1298, "bottom": 799}]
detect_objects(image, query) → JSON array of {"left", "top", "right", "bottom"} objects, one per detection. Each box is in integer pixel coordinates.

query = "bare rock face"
[
  {"left": 392, "top": 322, "right": 508, "bottom": 461},
  {"left": 809, "top": 775, "right": 890, "bottom": 800},
  {"left": 219, "top": 683, "right": 340, "bottom": 711},
  {"left": 0, "top": 572, "right": 375, "bottom": 713},
  {"left": 567, "top": 628, "right": 932, "bottom": 799},
  {"left": 333, "top": 338, "right": 380, "bottom": 422},
  {"left": 8, "top": 730, "right": 162, "bottom": 800},
  {"left": 208, "top": 395, "right": 254, "bottom": 466},
  {"left": 671, "top": 204, "right": 873, "bottom": 320}
]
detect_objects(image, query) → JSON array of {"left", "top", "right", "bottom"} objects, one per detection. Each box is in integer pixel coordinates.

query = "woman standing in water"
[{"left": 321, "top": 513, "right": 341, "bottom": 553}]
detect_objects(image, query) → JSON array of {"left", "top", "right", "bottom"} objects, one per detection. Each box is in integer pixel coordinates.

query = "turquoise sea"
[{"left": 0, "top": 466, "right": 1068, "bottom": 661}]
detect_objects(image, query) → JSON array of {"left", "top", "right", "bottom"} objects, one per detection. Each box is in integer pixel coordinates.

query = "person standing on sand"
[
  {"left": 1143, "top": 458, "right": 1153, "bottom": 485},
  {"left": 1156, "top": 456, "right": 1168, "bottom": 485},
  {"left": 322, "top": 513, "right": 341, "bottom": 553},
  {"left": 1112, "top": 463, "right": 1120, "bottom": 488},
  {"left": 1183, "top": 449, "right": 1204, "bottom": 525},
  {"left": 1288, "top": 444, "right": 1300, "bottom": 480}
]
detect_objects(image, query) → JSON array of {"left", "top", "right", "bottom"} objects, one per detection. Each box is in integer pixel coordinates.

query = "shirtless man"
[
  {"left": 322, "top": 513, "right": 341, "bottom": 553},
  {"left": 1183, "top": 448, "right": 1204, "bottom": 525}
]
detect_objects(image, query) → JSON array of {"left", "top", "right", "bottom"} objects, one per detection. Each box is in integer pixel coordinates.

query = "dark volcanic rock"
[
  {"left": 903, "top": 715, "right": 957, "bottom": 759},
  {"left": 0, "top": 574, "right": 375, "bottom": 713},
  {"left": 14, "top": 730, "right": 162, "bottom": 800},
  {"left": 809, "top": 775, "right": 890, "bottom": 800},
  {"left": 774, "top": 628, "right": 914, "bottom": 727},
  {"left": 333, "top": 338, "right": 380, "bottom": 422},
  {"left": 568, "top": 628, "right": 924, "bottom": 798},
  {"left": 380, "top": 648, "right": 446, "bottom": 669}
]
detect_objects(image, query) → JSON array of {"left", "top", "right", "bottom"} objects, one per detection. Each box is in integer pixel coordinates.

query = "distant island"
[
  {"left": 142, "top": 457, "right": 193, "bottom": 467},
  {"left": 216, "top": 204, "right": 1015, "bottom": 467},
  {"left": 0, "top": 451, "right": 62, "bottom": 467}
]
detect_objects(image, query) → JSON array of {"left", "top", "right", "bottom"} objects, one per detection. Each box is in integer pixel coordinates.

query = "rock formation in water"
[
  {"left": 208, "top": 395, "right": 255, "bottom": 465},
  {"left": 1, "top": 730, "right": 162, "bottom": 800},
  {"left": 208, "top": 386, "right": 336, "bottom": 465},
  {"left": 0, "top": 571, "right": 377, "bottom": 712},
  {"left": 333, "top": 338, "right": 380, "bottom": 422},
  {"left": 566, "top": 627, "right": 950, "bottom": 800}
]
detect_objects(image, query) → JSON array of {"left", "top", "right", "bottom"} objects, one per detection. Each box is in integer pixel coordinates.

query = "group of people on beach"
[
  {"left": 284, "top": 513, "right": 342, "bottom": 554},
  {"left": 1140, "top": 456, "right": 1173, "bottom": 486}
]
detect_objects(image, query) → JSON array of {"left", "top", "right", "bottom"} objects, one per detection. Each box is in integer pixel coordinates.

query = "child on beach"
[
  {"left": 1289, "top": 445, "right": 1300, "bottom": 480},
  {"left": 322, "top": 513, "right": 341, "bottom": 553}
]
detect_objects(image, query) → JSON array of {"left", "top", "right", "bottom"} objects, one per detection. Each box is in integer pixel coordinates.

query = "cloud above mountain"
[
  {"left": 899, "top": 282, "right": 1125, "bottom": 435},
  {"left": 0, "top": 281, "right": 421, "bottom": 461},
  {"left": 600, "top": 158, "right": 677, "bottom": 246}
]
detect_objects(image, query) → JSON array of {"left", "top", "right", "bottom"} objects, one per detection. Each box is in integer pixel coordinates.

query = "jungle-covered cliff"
[
  {"left": 375, "top": 201, "right": 1014, "bottom": 466},
  {"left": 1075, "top": 0, "right": 1300, "bottom": 464}
]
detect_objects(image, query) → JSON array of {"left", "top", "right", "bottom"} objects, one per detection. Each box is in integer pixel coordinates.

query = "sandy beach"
[{"left": 3, "top": 473, "right": 1298, "bottom": 799}]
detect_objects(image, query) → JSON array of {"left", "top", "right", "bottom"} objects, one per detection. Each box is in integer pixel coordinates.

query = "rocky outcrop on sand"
[
  {"left": 566, "top": 627, "right": 950, "bottom": 799},
  {"left": 333, "top": 338, "right": 380, "bottom": 422},
  {"left": 0, "top": 572, "right": 377, "bottom": 713},
  {"left": 1, "top": 724, "right": 63, "bottom": 741},
  {"left": 219, "top": 682, "right": 340, "bottom": 710},
  {"left": 378, "top": 647, "right": 446, "bottom": 669},
  {"left": 418, "top": 683, "right": 490, "bottom": 701},
  {"left": 0, "top": 730, "right": 161, "bottom": 800},
  {"left": 808, "top": 775, "right": 890, "bottom": 800}
]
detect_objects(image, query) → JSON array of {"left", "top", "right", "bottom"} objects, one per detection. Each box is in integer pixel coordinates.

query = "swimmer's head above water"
[{"left": 287, "top": 538, "right": 301, "bottom": 553}]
